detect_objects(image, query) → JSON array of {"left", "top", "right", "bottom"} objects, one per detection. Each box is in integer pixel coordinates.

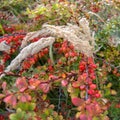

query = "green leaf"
[
  {"left": 0, "top": 24, "right": 5, "bottom": 35},
  {"left": 28, "top": 103, "right": 36, "bottom": 111},
  {"left": 62, "top": 87, "right": 68, "bottom": 98},
  {"left": 9, "top": 114, "right": 18, "bottom": 120},
  {"left": 17, "top": 102, "right": 36, "bottom": 111},
  {"left": 9, "top": 108, "right": 25, "bottom": 120}
]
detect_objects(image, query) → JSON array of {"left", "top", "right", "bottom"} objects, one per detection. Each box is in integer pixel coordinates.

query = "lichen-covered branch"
[
  {"left": 21, "top": 18, "right": 95, "bottom": 56},
  {"left": 0, "top": 41, "right": 10, "bottom": 53},
  {"left": 0, "top": 37, "right": 55, "bottom": 79},
  {"left": 0, "top": 18, "right": 95, "bottom": 79}
]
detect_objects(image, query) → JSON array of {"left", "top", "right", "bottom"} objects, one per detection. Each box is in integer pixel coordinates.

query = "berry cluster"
[
  {"left": 0, "top": 26, "right": 15, "bottom": 34},
  {"left": 58, "top": 40, "right": 78, "bottom": 58},
  {"left": 0, "top": 33, "right": 25, "bottom": 73},
  {"left": 79, "top": 56, "right": 101, "bottom": 99},
  {"left": 22, "top": 47, "right": 49, "bottom": 70},
  {"left": 71, "top": 55, "right": 109, "bottom": 119}
]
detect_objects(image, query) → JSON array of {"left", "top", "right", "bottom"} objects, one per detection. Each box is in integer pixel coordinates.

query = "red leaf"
[
  {"left": 80, "top": 114, "right": 92, "bottom": 120},
  {"left": 61, "top": 80, "right": 68, "bottom": 87},
  {"left": 0, "top": 115, "right": 4, "bottom": 120},
  {"left": 20, "top": 94, "right": 31, "bottom": 102},
  {"left": 39, "top": 83, "right": 50, "bottom": 93},
  {"left": 79, "top": 114, "right": 88, "bottom": 120},
  {"left": 16, "top": 77, "right": 28, "bottom": 92},
  {"left": 72, "top": 97, "right": 84, "bottom": 106},
  {"left": 4, "top": 95, "right": 16, "bottom": 106},
  {"left": 86, "top": 102, "right": 102, "bottom": 116},
  {"left": 2, "top": 82, "right": 7, "bottom": 91},
  {"left": 20, "top": 95, "right": 27, "bottom": 102}
]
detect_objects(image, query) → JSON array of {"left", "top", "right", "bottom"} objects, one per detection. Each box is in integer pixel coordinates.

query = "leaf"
[
  {"left": 16, "top": 77, "right": 28, "bottom": 92},
  {"left": 9, "top": 108, "right": 25, "bottom": 120},
  {"left": 72, "top": 81, "right": 80, "bottom": 88},
  {"left": 61, "top": 80, "right": 68, "bottom": 87},
  {"left": 62, "top": 87, "right": 68, "bottom": 98},
  {"left": 86, "top": 102, "right": 102, "bottom": 117},
  {"left": 29, "top": 79, "right": 40, "bottom": 90},
  {"left": 79, "top": 114, "right": 87, "bottom": 120},
  {"left": 0, "top": 24, "right": 5, "bottom": 35},
  {"left": 9, "top": 114, "right": 18, "bottom": 120},
  {"left": 110, "top": 90, "right": 117, "bottom": 95},
  {"left": 19, "top": 94, "right": 31, "bottom": 102},
  {"left": 17, "top": 102, "right": 36, "bottom": 111},
  {"left": 39, "top": 83, "right": 50, "bottom": 93},
  {"left": 47, "top": 116, "right": 53, "bottom": 120},
  {"left": 80, "top": 114, "right": 92, "bottom": 120},
  {"left": 4, "top": 95, "right": 17, "bottom": 106},
  {"left": 106, "top": 83, "right": 112, "bottom": 88},
  {"left": 71, "top": 97, "right": 84, "bottom": 106},
  {"left": 61, "top": 73, "right": 66, "bottom": 79},
  {"left": 2, "top": 82, "right": 7, "bottom": 91},
  {"left": 41, "top": 94, "right": 47, "bottom": 100},
  {"left": 0, "top": 94, "right": 5, "bottom": 99},
  {"left": 28, "top": 103, "right": 36, "bottom": 111}
]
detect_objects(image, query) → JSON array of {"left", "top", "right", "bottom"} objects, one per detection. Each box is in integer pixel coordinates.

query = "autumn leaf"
[
  {"left": 0, "top": 94, "right": 5, "bottom": 99},
  {"left": 72, "top": 81, "right": 80, "bottom": 88},
  {"left": 80, "top": 114, "right": 92, "bottom": 120},
  {"left": 4, "top": 94, "right": 17, "bottom": 106},
  {"left": 39, "top": 83, "right": 50, "bottom": 93},
  {"left": 28, "top": 78, "right": 40, "bottom": 89},
  {"left": 16, "top": 77, "right": 28, "bottom": 92},
  {"left": 19, "top": 94, "right": 31, "bottom": 102},
  {"left": 2, "top": 82, "right": 7, "bottom": 91},
  {"left": 71, "top": 97, "right": 84, "bottom": 106},
  {"left": 61, "top": 80, "right": 68, "bottom": 87},
  {"left": 86, "top": 102, "right": 102, "bottom": 117}
]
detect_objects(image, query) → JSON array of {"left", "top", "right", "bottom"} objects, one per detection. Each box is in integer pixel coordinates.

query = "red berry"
[
  {"left": 69, "top": 45, "right": 74, "bottom": 50},
  {"left": 58, "top": 60, "right": 63, "bottom": 65},
  {"left": 88, "top": 89, "right": 95, "bottom": 95},
  {"left": 62, "top": 47, "right": 67, "bottom": 53},
  {"left": 95, "top": 93, "right": 101, "bottom": 98},
  {"left": 90, "top": 84, "right": 96, "bottom": 89},
  {"left": 79, "top": 61, "right": 86, "bottom": 71},
  {"left": 65, "top": 53, "right": 69, "bottom": 58},
  {"left": 43, "top": 48, "right": 48, "bottom": 54},
  {"left": 90, "top": 74, "right": 96, "bottom": 80},
  {"left": 48, "top": 66, "right": 54, "bottom": 72}
]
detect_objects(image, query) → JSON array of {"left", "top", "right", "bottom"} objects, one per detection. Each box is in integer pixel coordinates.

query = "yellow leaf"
[
  {"left": 76, "top": 112, "right": 81, "bottom": 119},
  {"left": 106, "top": 83, "right": 112, "bottom": 88},
  {"left": 47, "top": 116, "right": 53, "bottom": 120},
  {"left": 111, "top": 90, "right": 117, "bottom": 95},
  {"left": 42, "top": 94, "right": 47, "bottom": 100}
]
